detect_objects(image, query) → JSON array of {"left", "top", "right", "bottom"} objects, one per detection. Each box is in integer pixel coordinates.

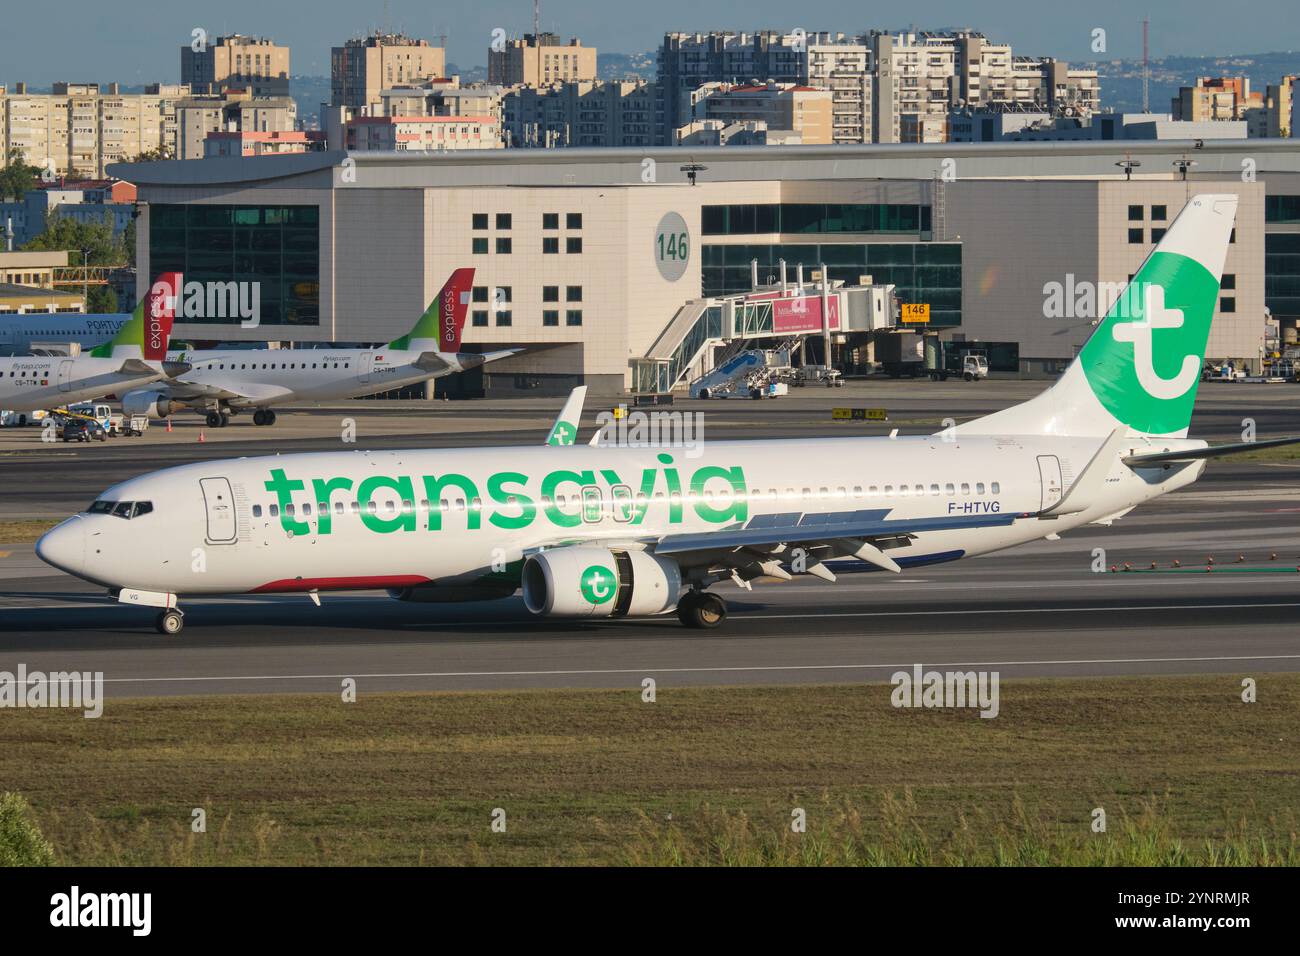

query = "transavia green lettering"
[{"left": 263, "top": 458, "right": 748, "bottom": 536}]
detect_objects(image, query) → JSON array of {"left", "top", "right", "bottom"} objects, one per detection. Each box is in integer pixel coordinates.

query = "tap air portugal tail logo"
[
  {"left": 90, "top": 272, "right": 181, "bottom": 360},
  {"left": 1078, "top": 196, "right": 1234, "bottom": 436},
  {"left": 388, "top": 268, "right": 474, "bottom": 352},
  {"left": 580, "top": 565, "right": 617, "bottom": 604}
]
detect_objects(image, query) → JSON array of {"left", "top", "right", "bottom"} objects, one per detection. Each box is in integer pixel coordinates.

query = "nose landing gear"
[{"left": 154, "top": 608, "right": 185, "bottom": 635}]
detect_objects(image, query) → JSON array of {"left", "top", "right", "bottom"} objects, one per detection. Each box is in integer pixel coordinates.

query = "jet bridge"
[{"left": 631, "top": 262, "right": 895, "bottom": 394}]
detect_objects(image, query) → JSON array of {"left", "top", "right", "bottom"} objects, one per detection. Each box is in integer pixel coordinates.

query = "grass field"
[
  {"left": 0, "top": 520, "right": 58, "bottom": 544},
  {"left": 2, "top": 675, "right": 1297, "bottom": 866}
]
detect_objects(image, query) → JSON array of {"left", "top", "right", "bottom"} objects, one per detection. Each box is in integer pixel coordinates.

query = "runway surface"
[
  {"left": 2, "top": 468, "right": 1299, "bottom": 696},
  {"left": 2, "top": 382, "right": 1298, "bottom": 696}
]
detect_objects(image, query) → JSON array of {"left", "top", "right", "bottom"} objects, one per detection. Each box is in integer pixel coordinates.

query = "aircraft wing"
[
  {"left": 649, "top": 508, "right": 1024, "bottom": 584},
  {"left": 154, "top": 380, "right": 295, "bottom": 407},
  {"left": 413, "top": 348, "right": 525, "bottom": 375}
]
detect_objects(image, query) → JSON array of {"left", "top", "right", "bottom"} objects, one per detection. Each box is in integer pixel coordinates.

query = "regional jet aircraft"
[
  {"left": 121, "top": 269, "right": 520, "bottom": 427},
  {"left": 0, "top": 275, "right": 181, "bottom": 416},
  {"left": 39, "top": 195, "right": 1295, "bottom": 635}
]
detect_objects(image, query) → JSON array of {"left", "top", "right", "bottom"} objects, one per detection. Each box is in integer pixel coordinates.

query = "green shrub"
[{"left": 0, "top": 792, "right": 55, "bottom": 866}]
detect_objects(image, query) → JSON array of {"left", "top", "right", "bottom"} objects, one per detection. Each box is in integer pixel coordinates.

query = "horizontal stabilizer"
[
  {"left": 1124, "top": 436, "right": 1300, "bottom": 466},
  {"left": 116, "top": 358, "right": 157, "bottom": 376},
  {"left": 1041, "top": 428, "right": 1128, "bottom": 516}
]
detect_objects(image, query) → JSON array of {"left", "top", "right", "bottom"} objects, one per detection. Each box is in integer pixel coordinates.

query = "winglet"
[{"left": 546, "top": 385, "right": 587, "bottom": 445}]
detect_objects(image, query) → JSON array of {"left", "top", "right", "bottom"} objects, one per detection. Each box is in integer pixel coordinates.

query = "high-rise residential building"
[
  {"left": 1264, "top": 76, "right": 1296, "bottom": 138},
  {"left": 679, "top": 82, "right": 833, "bottom": 145},
  {"left": 175, "top": 90, "right": 297, "bottom": 160},
  {"left": 488, "top": 33, "right": 597, "bottom": 88},
  {"left": 331, "top": 33, "right": 447, "bottom": 110},
  {"left": 0, "top": 82, "right": 187, "bottom": 178},
  {"left": 181, "top": 34, "right": 291, "bottom": 96},
  {"left": 502, "top": 80, "right": 654, "bottom": 148},
  {"left": 379, "top": 79, "right": 507, "bottom": 129},
  {"left": 1172, "top": 77, "right": 1266, "bottom": 134},
  {"left": 656, "top": 30, "right": 1099, "bottom": 145}
]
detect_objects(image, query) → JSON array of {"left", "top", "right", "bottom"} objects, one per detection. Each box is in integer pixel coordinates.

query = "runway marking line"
[{"left": 86, "top": 653, "right": 1300, "bottom": 685}]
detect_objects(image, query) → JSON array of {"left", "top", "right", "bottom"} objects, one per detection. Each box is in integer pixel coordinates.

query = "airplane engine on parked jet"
[
  {"left": 521, "top": 546, "right": 681, "bottom": 618},
  {"left": 121, "top": 389, "right": 177, "bottom": 419}
]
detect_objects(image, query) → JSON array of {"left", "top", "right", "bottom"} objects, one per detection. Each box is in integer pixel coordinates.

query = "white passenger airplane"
[
  {"left": 0, "top": 275, "right": 180, "bottom": 417},
  {"left": 120, "top": 269, "right": 519, "bottom": 427},
  {"left": 38, "top": 195, "right": 1296, "bottom": 635},
  {"left": 0, "top": 311, "right": 130, "bottom": 356}
]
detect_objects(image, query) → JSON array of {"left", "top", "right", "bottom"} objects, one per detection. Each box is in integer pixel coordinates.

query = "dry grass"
[{"left": 0, "top": 676, "right": 1296, "bottom": 865}]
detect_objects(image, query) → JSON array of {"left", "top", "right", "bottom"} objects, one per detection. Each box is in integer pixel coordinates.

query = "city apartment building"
[
  {"left": 181, "top": 34, "right": 290, "bottom": 97},
  {"left": 344, "top": 116, "right": 501, "bottom": 151},
  {"left": 175, "top": 91, "right": 297, "bottom": 160},
  {"left": 678, "top": 82, "right": 833, "bottom": 145},
  {"left": 488, "top": 34, "right": 597, "bottom": 87},
  {"left": 331, "top": 33, "right": 446, "bottom": 110},
  {"left": 503, "top": 80, "right": 655, "bottom": 148}
]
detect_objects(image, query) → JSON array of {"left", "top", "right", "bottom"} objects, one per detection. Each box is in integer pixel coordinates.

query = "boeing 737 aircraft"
[
  {"left": 0, "top": 276, "right": 180, "bottom": 417},
  {"left": 38, "top": 195, "right": 1295, "bottom": 635},
  {"left": 121, "top": 269, "right": 519, "bottom": 427},
  {"left": 0, "top": 311, "right": 131, "bottom": 356}
]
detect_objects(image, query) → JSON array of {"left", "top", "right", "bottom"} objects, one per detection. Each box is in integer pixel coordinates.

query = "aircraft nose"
[{"left": 36, "top": 518, "right": 85, "bottom": 576}]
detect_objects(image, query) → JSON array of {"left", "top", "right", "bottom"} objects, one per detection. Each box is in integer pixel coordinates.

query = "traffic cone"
[{"left": 198, "top": 429, "right": 205, "bottom": 443}]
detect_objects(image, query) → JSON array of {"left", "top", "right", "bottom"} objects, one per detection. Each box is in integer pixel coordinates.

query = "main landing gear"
[
  {"left": 252, "top": 408, "right": 277, "bottom": 426},
  {"left": 205, "top": 410, "right": 230, "bottom": 428},
  {"left": 676, "top": 589, "right": 727, "bottom": 629},
  {"left": 155, "top": 608, "right": 185, "bottom": 635}
]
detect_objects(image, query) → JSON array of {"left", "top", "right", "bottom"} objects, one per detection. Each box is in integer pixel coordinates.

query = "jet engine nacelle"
[
  {"left": 121, "top": 389, "right": 176, "bottom": 419},
  {"left": 522, "top": 546, "right": 681, "bottom": 618}
]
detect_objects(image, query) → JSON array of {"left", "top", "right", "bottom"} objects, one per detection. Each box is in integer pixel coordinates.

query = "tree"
[
  {"left": 0, "top": 147, "right": 41, "bottom": 201},
  {"left": 129, "top": 145, "right": 175, "bottom": 163},
  {"left": 22, "top": 211, "right": 125, "bottom": 266},
  {"left": 87, "top": 284, "right": 118, "bottom": 313},
  {"left": 122, "top": 216, "right": 137, "bottom": 268}
]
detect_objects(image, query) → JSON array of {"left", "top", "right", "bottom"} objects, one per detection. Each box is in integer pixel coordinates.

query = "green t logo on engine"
[{"left": 580, "top": 565, "right": 617, "bottom": 604}]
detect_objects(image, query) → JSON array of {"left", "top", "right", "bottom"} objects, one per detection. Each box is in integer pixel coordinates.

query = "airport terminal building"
[{"left": 113, "top": 139, "right": 1300, "bottom": 395}]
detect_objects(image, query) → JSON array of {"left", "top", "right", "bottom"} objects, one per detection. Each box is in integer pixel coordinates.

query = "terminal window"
[
  {"left": 566, "top": 286, "right": 582, "bottom": 301},
  {"left": 495, "top": 310, "right": 513, "bottom": 326},
  {"left": 472, "top": 213, "right": 488, "bottom": 229},
  {"left": 472, "top": 310, "right": 488, "bottom": 327},
  {"left": 1151, "top": 205, "right": 1167, "bottom": 221},
  {"left": 1128, "top": 228, "right": 1144, "bottom": 244},
  {"left": 566, "top": 309, "right": 583, "bottom": 326},
  {"left": 1220, "top": 296, "right": 1235, "bottom": 313},
  {"left": 543, "top": 310, "right": 559, "bottom": 326},
  {"left": 543, "top": 237, "right": 559, "bottom": 254},
  {"left": 148, "top": 203, "right": 319, "bottom": 327},
  {"left": 473, "top": 286, "right": 490, "bottom": 302},
  {"left": 1151, "top": 228, "right": 1167, "bottom": 242},
  {"left": 496, "top": 237, "right": 512, "bottom": 254},
  {"left": 543, "top": 213, "right": 559, "bottom": 229},
  {"left": 473, "top": 237, "right": 488, "bottom": 254},
  {"left": 566, "top": 237, "right": 582, "bottom": 253},
  {"left": 1128, "top": 205, "right": 1144, "bottom": 221},
  {"left": 1221, "top": 273, "right": 1235, "bottom": 290},
  {"left": 567, "top": 213, "right": 582, "bottom": 229},
  {"left": 496, "top": 213, "right": 512, "bottom": 229},
  {"left": 543, "top": 286, "right": 559, "bottom": 302}
]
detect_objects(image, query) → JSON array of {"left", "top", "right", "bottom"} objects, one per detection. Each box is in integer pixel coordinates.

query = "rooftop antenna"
[
  {"left": 534, "top": 0, "right": 540, "bottom": 39},
  {"left": 1141, "top": 17, "right": 1150, "bottom": 113}
]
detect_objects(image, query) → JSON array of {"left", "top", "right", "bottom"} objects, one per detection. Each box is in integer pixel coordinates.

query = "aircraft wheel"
[
  {"left": 263, "top": 409, "right": 276, "bottom": 426},
  {"left": 676, "top": 590, "right": 727, "bottom": 629},
  {"left": 253, "top": 409, "right": 266, "bottom": 426},
  {"left": 219, "top": 412, "right": 230, "bottom": 427},
  {"left": 155, "top": 609, "right": 184, "bottom": 635},
  {"left": 206, "top": 411, "right": 222, "bottom": 428}
]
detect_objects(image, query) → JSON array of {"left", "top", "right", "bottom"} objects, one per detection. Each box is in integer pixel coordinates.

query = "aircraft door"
[
  {"left": 200, "top": 477, "right": 238, "bottom": 544},
  {"left": 1037, "top": 455, "right": 1063, "bottom": 511},
  {"left": 359, "top": 352, "right": 373, "bottom": 384},
  {"left": 57, "top": 360, "right": 74, "bottom": 392}
]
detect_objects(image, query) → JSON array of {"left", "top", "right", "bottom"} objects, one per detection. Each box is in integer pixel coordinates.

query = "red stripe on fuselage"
[{"left": 250, "top": 575, "right": 431, "bottom": 593}]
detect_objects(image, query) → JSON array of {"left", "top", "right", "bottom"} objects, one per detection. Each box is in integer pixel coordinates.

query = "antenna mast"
[{"left": 1142, "top": 17, "right": 1150, "bottom": 113}]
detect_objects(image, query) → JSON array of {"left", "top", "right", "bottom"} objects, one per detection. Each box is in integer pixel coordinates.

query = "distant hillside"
[{"left": 1087, "top": 51, "right": 1300, "bottom": 113}]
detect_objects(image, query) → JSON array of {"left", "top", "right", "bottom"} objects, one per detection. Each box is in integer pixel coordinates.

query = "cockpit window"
[{"left": 86, "top": 500, "right": 153, "bottom": 519}]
